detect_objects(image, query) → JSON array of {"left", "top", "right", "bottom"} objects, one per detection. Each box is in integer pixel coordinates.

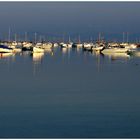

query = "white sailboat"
[
  {"left": 60, "top": 42, "right": 67, "bottom": 48},
  {"left": 73, "top": 35, "right": 83, "bottom": 48},
  {"left": 101, "top": 47, "right": 129, "bottom": 54},
  {"left": 53, "top": 43, "right": 59, "bottom": 48},
  {"left": 67, "top": 36, "right": 73, "bottom": 48},
  {"left": 0, "top": 45, "right": 13, "bottom": 53},
  {"left": 92, "top": 43, "right": 105, "bottom": 52},
  {"left": 32, "top": 46, "right": 45, "bottom": 53},
  {"left": 42, "top": 43, "right": 53, "bottom": 50},
  {"left": 120, "top": 43, "right": 137, "bottom": 49},
  {"left": 83, "top": 43, "right": 92, "bottom": 51},
  {"left": 22, "top": 42, "right": 32, "bottom": 51},
  {"left": 92, "top": 33, "right": 105, "bottom": 52}
]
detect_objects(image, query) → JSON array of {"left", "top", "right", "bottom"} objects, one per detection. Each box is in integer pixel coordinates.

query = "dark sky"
[{"left": 0, "top": 2, "right": 140, "bottom": 42}]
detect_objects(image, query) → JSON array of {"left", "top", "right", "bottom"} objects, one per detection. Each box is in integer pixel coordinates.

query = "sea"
[{"left": 0, "top": 47, "right": 140, "bottom": 138}]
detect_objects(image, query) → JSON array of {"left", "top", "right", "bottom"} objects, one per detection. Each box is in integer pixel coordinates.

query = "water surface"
[{"left": 0, "top": 48, "right": 140, "bottom": 138}]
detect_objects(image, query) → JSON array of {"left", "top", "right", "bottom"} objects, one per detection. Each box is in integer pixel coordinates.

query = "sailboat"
[
  {"left": 92, "top": 33, "right": 105, "bottom": 52},
  {"left": 8, "top": 34, "right": 22, "bottom": 53},
  {"left": 101, "top": 47, "right": 129, "bottom": 54},
  {"left": 32, "top": 43, "right": 45, "bottom": 53},
  {"left": 67, "top": 36, "right": 73, "bottom": 48},
  {"left": 83, "top": 43, "right": 92, "bottom": 51},
  {"left": 73, "top": 35, "right": 83, "bottom": 48},
  {"left": 0, "top": 45, "right": 13, "bottom": 53},
  {"left": 22, "top": 32, "right": 33, "bottom": 51}
]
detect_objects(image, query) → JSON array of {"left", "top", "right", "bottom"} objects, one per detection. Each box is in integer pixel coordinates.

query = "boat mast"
[
  {"left": 123, "top": 32, "right": 125, "bottom": 43},
  {"left": 14, "top": 33, "right": 17, "bottom": 42},
  {"left": 8, "top": 27, "right": 11, "bottom": 42},
  {"left": 62, "top": 33, "right": 65, "bottom": 43},
  {"left": 99, "top": 32, "right": 101, "bottom": 43},
  {"left": 90, "top": 36, "right": 93, "bottom": 43},
  {"left": 34, "top": 32, "right": 37, "bottom": 44},
  {"left": 78, "top": 35, "right": 81, "bottom": 44},
  {"left": 127, "top": 32, "right": 129, "bottom": 43},
  {"left": 25, "top": 32, "right": 27, "bottom": 42},
  {"left": 43, "top": 36, "right": 46, "bottom": 42},
  {"left": 68, "top": 35, "right": 71, "bottom": 43},
  {"left": 39, "top": 35, "right": 42, "bottom": 43}
]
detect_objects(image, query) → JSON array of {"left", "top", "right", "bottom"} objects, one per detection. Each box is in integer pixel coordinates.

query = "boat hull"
[
  {"left": 92, "top": 46, "right": 104, "bottom": 52},
  {"left": 101, "top": 48, "right": 128, "bottom": 54},
  {"left": 32, "top": 47, "right": 44, "bottom": 53},
  {"left": 0, "top": 48, "right": 13, "bottom": 53}
]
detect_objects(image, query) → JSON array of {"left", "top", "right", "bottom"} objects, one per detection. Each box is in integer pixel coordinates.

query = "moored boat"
[
  {"left": 32, "top": 46, "right": 44, "bottom": 53},
  {"left": 92, "top": 43, "right": 105, "bottom": 52},
  {"left": 101, "top": 47, "right": 129, "bottom": 54},
  {"left": 102, "top": 52, "right": 130, "bottom": 59},
  {"left": 60, "top": 42, "right": 67, "bottom": 48},
  {"left": 22, "top": 42, "right": 32, "bottom": 51},
  {"left": 0, "top": 45, "right": 13, "bottom": 53},
  {"left": 120, "top": 43, "right": 137, "bottom": 49},
  {"left": 83, "top": 43, "right": 92, "bottom": 51}
]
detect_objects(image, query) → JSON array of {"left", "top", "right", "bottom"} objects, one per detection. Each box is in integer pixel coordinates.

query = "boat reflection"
[
  {"left": 76, "top": 47, "right": 82, "bottom": 52},
  {"left": 44, "top": 49, "right": 54, "bottom": 56},
  {"left": 91, "top": 50, "right": 102, "bottom": 56},
  {"left": 61, "top": 47, "right": 67, "bottom": 54},
  {"left": 131, "top": 51, "right": 140, "bottom": 57},
  {"left": 0, "top": 53, "right": 15, "bottom": 59},
  {"left": 90, "top": 51, "right": 104, "bottom": 72},
  {"left": 31, "top": 52, "right": 45, "bottom": 75},
  {"left": 44, "top": 48, "right": 52, "bottom": 53},
  {"left": 31, "top": 52, "right": 44, "bottom": 64},
  {"left": 101, "top": 52, "right": 130, "bottom": 60},
  {"left": 20, "top": 51, "right": 31, "bottom": 57}
]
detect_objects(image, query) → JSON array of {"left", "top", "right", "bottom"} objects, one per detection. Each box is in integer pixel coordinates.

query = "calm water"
[{"left": 0, "top": 47, "right": 140, "bottom": 138}]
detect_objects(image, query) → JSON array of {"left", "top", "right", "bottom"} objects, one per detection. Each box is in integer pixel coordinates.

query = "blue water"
[{"left": 0, "top": 48, "right": 140, "bottom": 138}]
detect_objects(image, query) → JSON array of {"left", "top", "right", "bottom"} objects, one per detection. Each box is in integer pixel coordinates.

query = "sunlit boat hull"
[
  {"left": 42, "top": 43, "right": 53, "bottom": 49},
  {"left": 101, "top": 48, "right": 129, "bottom": 53},
  {"left": 102, "top": 52, "right": 130, "bottom": 59},
  {"left": 32, "top": 47, "right": 44, "bottom": 53},
  {"left": 0, "top": 45, "right": 13, "bottom": 53},
  {"left": 92, "top": 46, "right": 104, "bottom": 52},
  {"left": 13, "top": 48, "right": 22, "bottom": 53}
]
